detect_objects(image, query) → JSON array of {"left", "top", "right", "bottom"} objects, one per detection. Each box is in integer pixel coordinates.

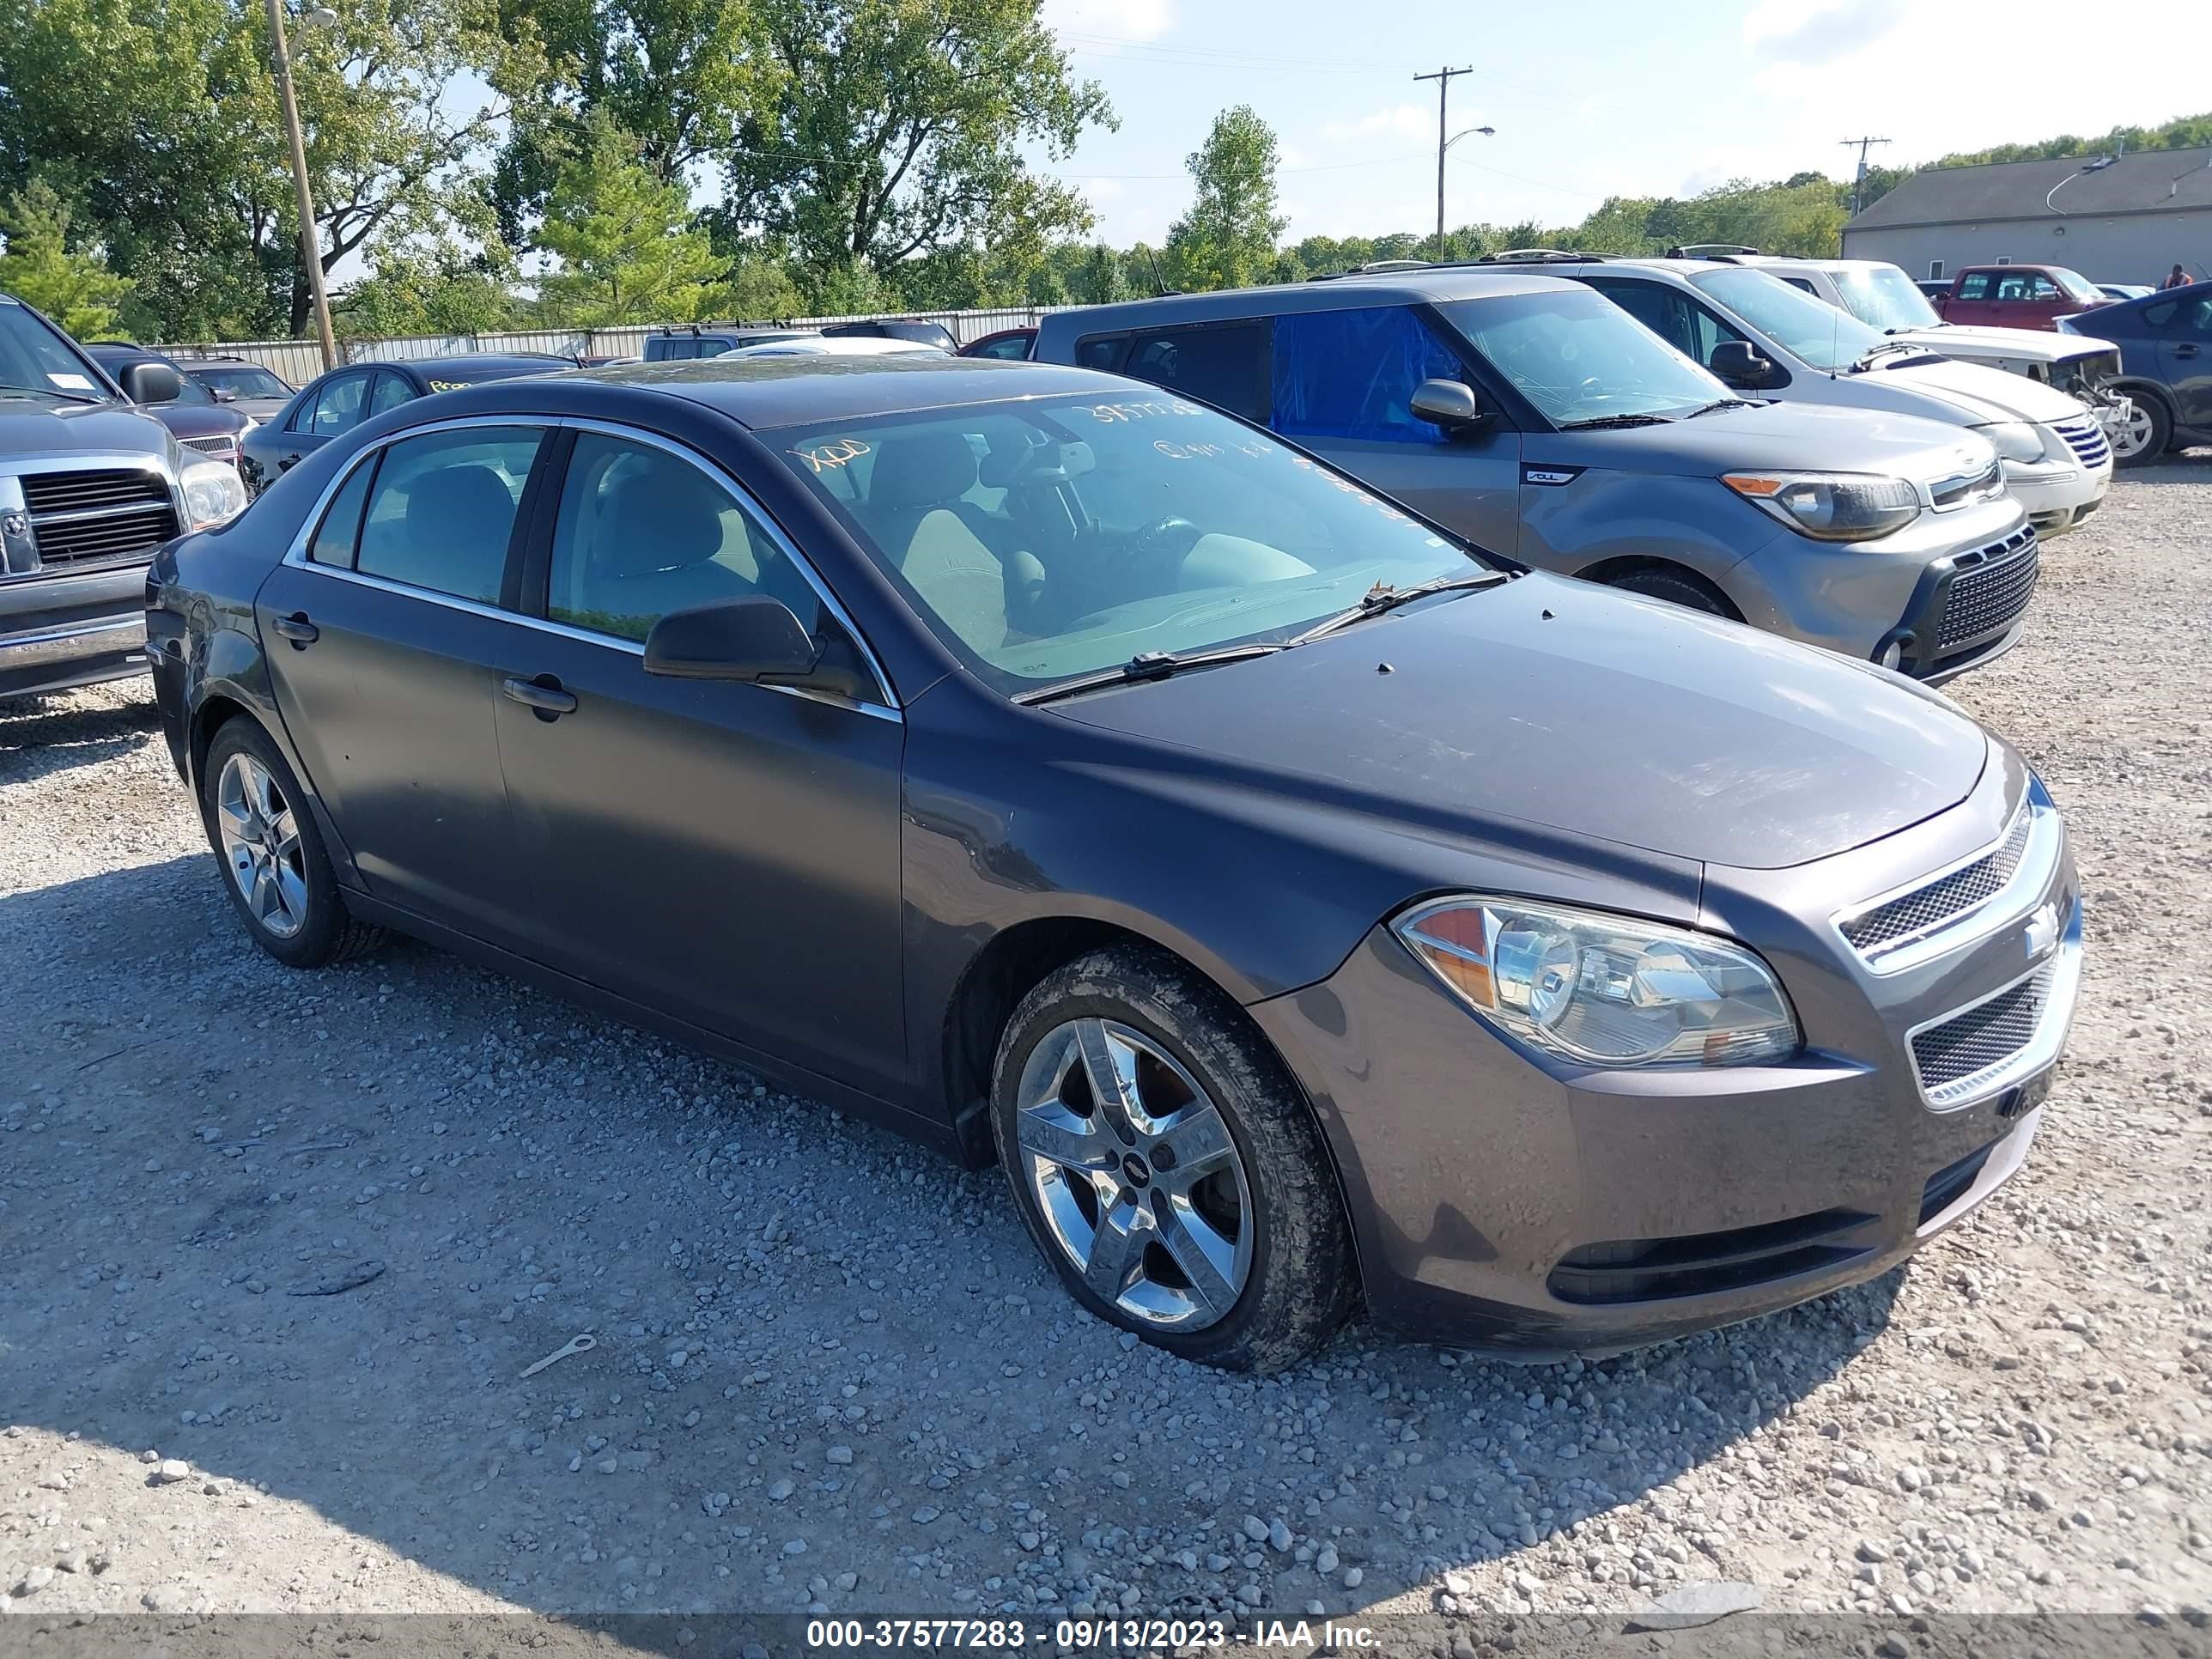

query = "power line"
[
  {"left": 1839, "top": 135, "right": 1891, "bottom": 216},
  {"left": 1413, "top": 66, "right": 1475, "bottom": 260}
]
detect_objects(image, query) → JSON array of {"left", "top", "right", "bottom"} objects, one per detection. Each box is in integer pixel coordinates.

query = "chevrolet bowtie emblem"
[{"left": 2023, "top": 902, "right": 2060, "bottom": 958}]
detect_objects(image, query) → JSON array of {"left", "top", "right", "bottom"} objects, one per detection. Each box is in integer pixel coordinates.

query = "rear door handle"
[
  {"left": 502, "top": 675, "right": 578, "bottom": 717},
  {"left": 271, "top": 613, "right": 318, "bottom": 647},
  {"left": 2177, "top": 343, "right": 2201, "bottom": 359}
]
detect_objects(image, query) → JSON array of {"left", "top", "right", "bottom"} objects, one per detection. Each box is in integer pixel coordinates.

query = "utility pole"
[
  {"left": 1416, "top": 65, "right": 1474, "bottom": 261},
  {"left": 1839, "top": 135, "right": 1892, "bottom": 218},
  {"left": 266, "top": 0, "right": 339, "bottom": 371}
]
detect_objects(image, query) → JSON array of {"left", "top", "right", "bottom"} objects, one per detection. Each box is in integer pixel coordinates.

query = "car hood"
[
  {"left": 222, "top": 396, "right": 293, "bottom": 422},
  {"left": 1537, "top": 399, "right": 1995, "bottom": 483},
  {"left": 1888, "top": 323, "right": 2112, "bottom": 366},
  {"left": 1051, "top": 573, "right": 1988, "bottom": 871},
  {"left": 1856, "top": 355, "right": 2086, "bottom": 425},
  {"left": 0, "top": 396, "right": 177, "bottom": 461},
  {"left": 150, "top": 404, "right": 252, "bottom": 440}
]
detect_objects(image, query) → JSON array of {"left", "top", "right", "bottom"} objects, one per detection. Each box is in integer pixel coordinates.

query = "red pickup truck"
[{"left": 1936, "top": 264, "right": 2107, "bottom": 331}]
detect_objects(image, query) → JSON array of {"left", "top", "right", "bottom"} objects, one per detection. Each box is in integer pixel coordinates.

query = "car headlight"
[
  {"left": 1722, "top": 470, "right": 1921, "bottom": 542},
  {"left": 179, "top": 456, "right": 249, "bottom": 529},
  {"left": 1979, "top": 422, "right": 2051, "bottom": 464},
  {"left": 1393, "top": 896, "right": 1800, "bottom": 1067}
]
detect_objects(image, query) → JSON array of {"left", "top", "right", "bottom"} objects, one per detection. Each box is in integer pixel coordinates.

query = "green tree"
[
  {"left": 537, "top": 117, "right": 727, "bottom": 325},
  {"left": 721, "top": 0, "right": 1112, "bottom": 283},
  {"left": 490, "top": 0, "right": 773, "bottom": 244},
  {"left": 1164, "top": 106, "right": 1285, "bottom": 293},
  {"left": 0, "top": 181, "right": 134, "bottom": 338},
  {"left": 1071, "top": 242, "right": 1126, "bottom": 305},
  {"left": 0, "top": 0, "right": 534, "bottom": 340},
  {"left": 332, "top": 235, "right": 523, "bottom": 337}
]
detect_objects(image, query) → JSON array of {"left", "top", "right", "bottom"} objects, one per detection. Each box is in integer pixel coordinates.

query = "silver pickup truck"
[{"left": 2, "top": 293, "right": 248, "bottom": 699}]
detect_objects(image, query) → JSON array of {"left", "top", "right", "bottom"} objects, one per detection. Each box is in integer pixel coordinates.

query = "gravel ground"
[{"left": 3, "top": 457, "right": 2209, "bottom": 1640}]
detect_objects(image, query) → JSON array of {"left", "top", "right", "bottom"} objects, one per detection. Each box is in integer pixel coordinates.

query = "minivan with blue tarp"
[{"left": 1030, "top": 269, "right": 2043, "bottom": 684}]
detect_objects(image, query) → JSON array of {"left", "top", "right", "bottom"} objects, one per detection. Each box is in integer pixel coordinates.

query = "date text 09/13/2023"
[{"left": 801, "top": 1618, "right": 1383, "bottom": 1649}]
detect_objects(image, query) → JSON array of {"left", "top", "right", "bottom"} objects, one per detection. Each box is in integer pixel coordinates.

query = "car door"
[
  {"left": 489, "top": 422, "right": 907, "bottom": 1095},
  {"left": 2157, "top": 295, "right": 2212, "bottom": 427},
  {"left": 255, "top": 421, "right": 553, "bottom": 945},
  {"left": 1267, "top": 304, "right": 1522, "bottom": 554},
  {"left": 270, "top": 368, "right": 374, "bottom": 478}
]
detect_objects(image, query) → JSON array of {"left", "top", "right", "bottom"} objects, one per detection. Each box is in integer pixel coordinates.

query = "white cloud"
[
  {"left": 1042, "top": 0, "right": 1176, "bottom": 41},
  {"left": 1742, "top": 0, "right": 1907, "bottom": 64}
]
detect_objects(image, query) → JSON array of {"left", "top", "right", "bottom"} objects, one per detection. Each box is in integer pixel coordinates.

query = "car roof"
[
  {"left": 1035, "top": 269, "right": 1583, "bottom": 337},
  {"left": 362, "top": 354, "right": 573, "bottom": 381},
  {"left": 562, "top": 354, "right": 1131, "bottom": 430},
  {"left": 86, "top": 342, "right": 179, "bottom": 364}
]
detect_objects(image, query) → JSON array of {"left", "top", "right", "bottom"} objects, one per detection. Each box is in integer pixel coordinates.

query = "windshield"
[
  {"left": 0, "top": 300, "right": 111, "bottom": 400},
  {"left": 1690, "top": 265, "right": 1886, "bottom": 372},
  {"left": 1832, "top": 264, "right": 1942, "bottom": 331},
  {"left": 2045, "top": 267, "right": 2101, "bottom": 304},
  {"left": 189, "top": 364, "right": 293, "bottom": 398},
  {"left": 1432, "top": 289, "right": 1731, "bottom": 424},
  {"left": 774, "top": 393, "right": 1486, "bottom": 691}
]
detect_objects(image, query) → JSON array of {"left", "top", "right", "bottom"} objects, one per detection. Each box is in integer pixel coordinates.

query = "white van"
[
  {"left": 1715, "top": 255, "right": 2129, "bottom": 425},
  {"left": 1517, "top": 256, "right": 2114, "bottom": 535}
]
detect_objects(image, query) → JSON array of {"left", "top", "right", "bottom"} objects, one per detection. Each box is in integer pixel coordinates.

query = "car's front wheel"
[
  {"left": 201, "top": 718, "right": 382, "bottom": 969},
  {"left": 990, "top": 945, "right": 1356, "bottom": 1371},
  {"left": 2110, "top": 394, "right": 2172, "bottom": 467}
]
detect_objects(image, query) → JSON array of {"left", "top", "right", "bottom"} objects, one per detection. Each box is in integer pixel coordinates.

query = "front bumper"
[
  {"left": 0, "top": 562, "right": 151, "bottom": 699},
  {"left": 1716, "top": 495, "right": 2033, "bottom": 684},
  {"left": 2004, "top": 457, "right": 2111, "bottom": 536},
  {"left": 1249, "top": 760, "right": 2081, "bottom": 1358}
]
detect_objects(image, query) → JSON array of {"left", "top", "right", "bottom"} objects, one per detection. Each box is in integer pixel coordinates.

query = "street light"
[
  {"left": 265, "top": 0, "right": 339, "bottom": 371},
  {"left": 1438, "top": 125, "right": 1496, "bottom": 261}
]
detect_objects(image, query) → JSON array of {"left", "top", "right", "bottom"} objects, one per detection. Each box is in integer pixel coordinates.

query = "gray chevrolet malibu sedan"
[{"left": 148, "top": 355, "right": 2081, "bottom": 1370}]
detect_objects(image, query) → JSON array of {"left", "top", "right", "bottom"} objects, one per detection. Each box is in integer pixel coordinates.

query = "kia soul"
[{"left": 1032, "top": 270, "right": 2039, "bottom": 684}]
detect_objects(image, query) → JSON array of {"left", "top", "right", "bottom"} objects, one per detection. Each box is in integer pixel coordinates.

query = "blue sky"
[{"left": 1035, "top": 0, "right": 2212, "bottom": 246}]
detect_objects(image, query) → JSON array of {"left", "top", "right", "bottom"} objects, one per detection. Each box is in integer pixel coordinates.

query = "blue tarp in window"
[{"left": 1270, "top": 306, "right": 1466, "bottom": 444}]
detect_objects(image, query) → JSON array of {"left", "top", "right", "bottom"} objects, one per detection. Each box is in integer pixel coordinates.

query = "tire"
[
  {"left": 989, "top": 944, "right": 1357, "bottom": 1372},
  {"left": 1602, "top": 565, "right": 1734, "bottom": 617},
  {"left": 200, "top": 717, "right": 384, "bottom": 969},
  {"left": 2111, "top": 394, "right": 2172, "bottom": 468}
]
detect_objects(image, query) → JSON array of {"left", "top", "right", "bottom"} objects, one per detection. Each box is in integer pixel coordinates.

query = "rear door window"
[
  {"left": 1269, "top": 306, "right": 1472, "bottom": 443},
  {"left": 1121, "top": 323, "right": 1270, "bottom": 422},
  {"left": 306, "top": 371, "right": 372, "bottom": 437},
  {"left": 368, "top": 372, "right": 414, "bottom": 416},
  {"left": 1074, "top": 335, "right": 1126, "bottom": 371},
  {"left": 307, "top": 456, "right": 377, "bottom": 568},
  {"left": 354, "top": 426, "right": 544, "bottom": 605}
]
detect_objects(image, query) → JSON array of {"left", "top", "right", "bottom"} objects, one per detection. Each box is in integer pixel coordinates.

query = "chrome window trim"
[
  {"left": 1904, "top": 896, "right": 2082, "bottom": 1111},
  {"left": 278, "top": 412, "right": 901, "bottom": 722},
  {"left": 1831, "top": 781, "right": 2063, "bottom": 976}
]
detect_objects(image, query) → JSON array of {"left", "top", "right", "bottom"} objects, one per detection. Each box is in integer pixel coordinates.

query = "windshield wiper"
[
  {"left": 1291, "top": 570, "right": 1513, "bottom": 646},
  {"left": 1684, "top": 398, "right": 1755, "bottom": 418},
  {"left": 1848, "top": 340, "right": 1923, "bottom": 373},
  {"left": 1014, "top": 641, "right": 1286, "bottom": 707},
  {"left": 0, "top": 380, "right": 101, "bottom": 404},
  {"left": 1557, "top": 411, "right": 1673, "bottom": 429}
]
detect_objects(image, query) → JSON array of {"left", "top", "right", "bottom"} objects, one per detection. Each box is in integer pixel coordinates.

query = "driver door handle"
[
  {"left": 502, "top": 675, "right": 578, "bottom": 716},
  {"left": 271, "top": 613, "right": 318, "bottom": 646}
]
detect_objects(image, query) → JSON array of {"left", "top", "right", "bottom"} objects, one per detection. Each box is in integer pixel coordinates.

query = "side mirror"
[
  {"left": 643, "top": 596, "right": 818, "bottom": 684},
  {"left": 210, "top": 385, "right": 238, "bottom": 403},
  {"left": 119, "top": 362, "right": 183, "bottom": 404},
  {"left": 1708, "top": 341, "right": 1777, "bottom": 389},
  {"left": 1410, "top": 378, "right": 1486, "bottom": 431}
]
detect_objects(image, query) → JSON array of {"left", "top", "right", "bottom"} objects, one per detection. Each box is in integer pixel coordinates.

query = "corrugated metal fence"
[{"left": 175, "top": 307, "right": 1060, "bottom": 385}]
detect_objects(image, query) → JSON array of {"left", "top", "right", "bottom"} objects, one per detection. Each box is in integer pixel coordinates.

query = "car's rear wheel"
[
  {"left": 990, "top": 945, "right": 1356, "bottom": 1371},
  {"left": 1603, "top": 564, "right": 1735, "bottom": 617},
  {"left": 201, "top": 719, "right": 382, "bottom": 969},
  {"left": 2111, "top": 395, "right": 2171, "bottom": 467}
]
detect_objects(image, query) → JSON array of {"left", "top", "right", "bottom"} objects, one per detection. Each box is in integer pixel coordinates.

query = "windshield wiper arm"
[
  {"left": 1849, "top": 340, "right": 1923, "bottom": 372},
  {"left": 1291, "top": 570, "right": 1513, "bottom": 646},
  {"left": 1014, "top": 641, "right": 1285, "bottom": 707},
  {"left": 1557, "top": 411, "right": 1673, "bottom": 429},
  {"left": 1684, "top": 398, "right": 1755, "bottom": 418}
]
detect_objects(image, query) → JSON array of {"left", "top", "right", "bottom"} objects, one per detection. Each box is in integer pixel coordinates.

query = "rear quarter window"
[{"left": 1120, "top": 323, "right": 1270, "bottom": 422}]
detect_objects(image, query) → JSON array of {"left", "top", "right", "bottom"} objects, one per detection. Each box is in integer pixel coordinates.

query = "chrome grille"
[
  {"left": 1912, "top": 963, "right": 2053, "bottom": 1094},
  {"left": 2051, "top": 415, "right": 2110, "bottom": 470},
  {"left": 21, "top": 467, "right": 179, "bottom": 568},
  {"left": 1842, "top": 805, "right": 2033, "bottom": 953},
  {"left": 180, "top": 433, "right": 240, "bottom": 465},
  {"left": 1939, "top": 528, "right": 2039, "bottom": 651}
]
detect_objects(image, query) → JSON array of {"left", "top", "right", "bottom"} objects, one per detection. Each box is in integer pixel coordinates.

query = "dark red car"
[
  {"left": 957, "top": 326, "right": 1036, "bottom": 361},
  {"left": 1936, "top": 265, "right": 2106, "bottom": 331}
]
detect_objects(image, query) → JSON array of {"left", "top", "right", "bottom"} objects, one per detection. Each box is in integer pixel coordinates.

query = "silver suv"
[{"left": 1032, "top": 270, "right": 2039, "bottom": 683}]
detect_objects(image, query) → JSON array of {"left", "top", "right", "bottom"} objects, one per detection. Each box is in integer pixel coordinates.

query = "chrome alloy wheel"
[
  {"left": 1013, "top": 1018, "right": 1254, "bottom": 1330},
  {"left": 216, "top": 752, "right": 308, "bottom": 940},
  {"left": 2110, "top": 400, "right": 2156, "bottom": 460}
]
